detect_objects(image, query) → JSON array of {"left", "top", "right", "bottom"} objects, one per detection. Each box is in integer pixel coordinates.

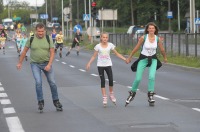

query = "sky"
[{"left": 3, "top": 0, "right": 45, "bottom": 6}]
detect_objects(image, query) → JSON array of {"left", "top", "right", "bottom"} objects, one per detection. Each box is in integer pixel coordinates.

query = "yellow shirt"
[{"left": 56, "top": 34, "right": 63, "bottom": 44}]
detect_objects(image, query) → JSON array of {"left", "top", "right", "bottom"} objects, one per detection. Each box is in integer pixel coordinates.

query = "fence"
[{"left": 109, "top": 33, "right": 200, "bottom": 57}]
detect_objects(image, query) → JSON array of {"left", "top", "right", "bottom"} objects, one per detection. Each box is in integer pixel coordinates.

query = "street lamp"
[
  {"left": 46, "top": 0, "right": 47, "bottom": 26},
  {"left": 62, "top": 0, "right": 64, "bottom": 36}
]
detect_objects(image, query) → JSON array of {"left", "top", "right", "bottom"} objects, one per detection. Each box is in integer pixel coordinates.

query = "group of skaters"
[
  {"left": 13, "top": 28, "right": 28, "bottom": 61},
  {"left": 51, "top": 28, "right": 82, "bottom": 58},
  {"left": 16, "top": 22, "right": 167, "bottom": 113},
  {"left": 0, "top": 25, "right": 7, "bottom": 55}
]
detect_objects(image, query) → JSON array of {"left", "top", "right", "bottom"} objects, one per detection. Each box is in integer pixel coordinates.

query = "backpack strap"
[
  {"left": 45, "top": 35, "right": 50, "bottom": 45},
  {"left": 141, "top": 34, "right": 147, "bottom": 51},
  {"left": 30, "top": 34, "right": 50, "bottom": 48}
]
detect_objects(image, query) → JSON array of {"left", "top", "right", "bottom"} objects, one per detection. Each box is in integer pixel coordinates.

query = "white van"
[{"left": 2, "top": 18, "right": 14, "bottom": 31}]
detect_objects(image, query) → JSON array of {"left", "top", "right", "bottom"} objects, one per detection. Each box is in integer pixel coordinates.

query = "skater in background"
[
  {"left": 13, "top": 29, "right": 22, "bottom": 56},
  {"left": 19, "top": 34, "right": 28, "bottom": 60},
  {"left": 29, "top": 30, "right": 34, "bottom": 37},
  {"left": 51, "top": 29, "right": 57, "bottom": 44},
  {"left": 0, "top": 33, "right": 6, "bottom": 55},
  {"left": 125, "top": 22, "right": 167, "bottom": 107},
  {"left": 16, "top": 23, "right": 63, "bottom": 112},
  {"left": 55, "top": 30, "right": 64, "bottom": 58},
  {"left": 66, "top": 29, "right": 82, "bottom": 56},
  {"left": 86, "top": 32, "right": 127, "bottom": 107}
]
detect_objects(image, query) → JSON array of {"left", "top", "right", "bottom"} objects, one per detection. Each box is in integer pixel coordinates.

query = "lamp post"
[
  {"left": 69, "top": 0, "right": 72, "bottom": 39},
  {"left": 46, "top": 0, "right": 48, "bottom": 26},
  {"left": 62, "top": 0, "right": 64, "bottom": 36},
  {"left": 168, "top": 0, "right": 171, "bottom": 33}
]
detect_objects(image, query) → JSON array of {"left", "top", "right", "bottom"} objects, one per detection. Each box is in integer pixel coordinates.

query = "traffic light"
[{"left": 91, "top": 2, "right": 97, "bottom": 18}]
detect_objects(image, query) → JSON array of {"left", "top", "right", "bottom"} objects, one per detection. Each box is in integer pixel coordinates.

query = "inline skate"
[
  {"left": 38, "top": 100, "right": 44, "bottom": 113},
  {"left": 125, "top": 91, "right": 136, "bottom": 107},
  {"left": 109, "top": 92, "right": 116, "bottom": 106},
  {"left": 53, "top": 100, "right": 63, "bottom": 111},
  {"left": 102, "top": 96, "right": 107, "bottom": 108},
  {"left": 148, "top": 91, "right": 155, "bottom": 106}
]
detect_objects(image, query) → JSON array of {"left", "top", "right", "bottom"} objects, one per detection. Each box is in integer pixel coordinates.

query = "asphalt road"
[{"left": 0, "top": 35, "right": 200, "bottom": 132}]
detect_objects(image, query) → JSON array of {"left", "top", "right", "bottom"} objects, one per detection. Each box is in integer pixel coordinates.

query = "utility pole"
[
  {"left": 70, "top": 0, "right": 73, "bottom": 39},
  {"left": 46, "top": 0, "right": 48, "bottom": 26},
  {"left": 190, "top": 0, "right": 195, "bottom": 33},
  {"left": 168, "top": 0, "right": 171, "bottom": 33},
  {"left": 178, "top": 0, "right": 180, "bottom": 31},
  {"left": 62, "top": 0, "right": 64, "bottom": 36},
  {"left": 84, "top": 0, "right": 87, "bottom": 29}
]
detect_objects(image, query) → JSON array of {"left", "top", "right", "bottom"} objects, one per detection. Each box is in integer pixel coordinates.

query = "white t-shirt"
[
  {"left": 141, "top": 34, "right": 157, "bottom": 56},
  {"left": 94, "top": 42, "right": 115, "bottom": 67}
]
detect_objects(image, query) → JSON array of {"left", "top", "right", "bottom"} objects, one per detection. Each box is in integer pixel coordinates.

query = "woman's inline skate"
[
  {"left": 148, "top": 91, "right": 155, "bottom": 106},
  {"left": 125, "top": 91, "right": 136, "bottom": 107}
]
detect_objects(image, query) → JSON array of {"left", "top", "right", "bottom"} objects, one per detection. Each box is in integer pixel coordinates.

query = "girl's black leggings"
[{"left": 97, "top": 66, "right": 113, "bottom": 88}]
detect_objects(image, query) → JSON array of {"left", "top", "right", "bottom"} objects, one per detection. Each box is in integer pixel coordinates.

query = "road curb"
[{"left": 166, "top": 63, "right": 200, "bottom": 72}]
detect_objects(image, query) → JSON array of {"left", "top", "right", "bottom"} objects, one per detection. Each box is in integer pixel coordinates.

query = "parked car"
[
  {"left": 127, "top": 25, "right": 145, "bottom": 35},
  {"left": 52, "top": 23, "right": 61, "bottom": 29},
  {"left": 32, "top": 22, "right": 40, "bottom": 27},
  {"left": 133, "top": 29, "right": 145, "bottom": 40}
]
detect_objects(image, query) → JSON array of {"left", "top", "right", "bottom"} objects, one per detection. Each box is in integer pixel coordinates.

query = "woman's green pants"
[{"left": 131, "top": 58, "right": 157, "bottom": 92}]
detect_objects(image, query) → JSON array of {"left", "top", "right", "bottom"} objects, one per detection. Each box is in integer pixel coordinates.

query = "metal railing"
[{"left": 109, "top": 33, "right": 200, "bottom": 57}]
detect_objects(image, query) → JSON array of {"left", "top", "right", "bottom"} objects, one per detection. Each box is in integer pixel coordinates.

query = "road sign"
[
  {"left": 83, "top": 14, "right": 90, "bottom": 21},
  {"left": 167, "top": 11, "right": 173, "bottom": 19},
  {"left": 73, "top": 24, "right": 83, "bottom": 33},
  {"left": 52, "top": 17, "right": 58, "bottom": 21},
  {"left": 195, "top": 18, "right": 200, "bottom": 25},
  {"left": 63, "top": 7, "right": 70, "bottom": 15},
  {"left": 40, "top": 14, "right": 48, "bottom": 19}
]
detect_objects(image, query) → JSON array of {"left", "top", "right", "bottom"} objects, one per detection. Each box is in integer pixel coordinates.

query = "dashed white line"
[
  {"left": 154, "top": 95, "right": 169, "bottom": 100},
  {"left": 91, "top": 74, "right": 98, "bottom": 77},
  {"left": 6, "top": 117, "right": 25, "bottom": 132},
  {"left": 69, "top": 65, "right": 75, "bottom": 68},
  {"left": 3, "top": 107, "right": 16, "bottom": 114},
  {"left": 0, "top": 82, "right": 2, "bottom": 85},
  {"left": 127, "top": 86, "right": 132, "bottom": 89},
  {"left": 192, "top": 108, "right": 200, "bottom": 112},
  {"left": 8, "top": 46, "right": 15, "bottom": 49},
  {"left": 55, "top": 59, "right": 59, "bottom": 62},
  {"left": 62, "top": 62, "right": 67, "bottom": 64},
  {"left": 0, "top": 93, "right": 8, "bottom": 98},
  {"left": 0, "top": 99, "right": 11, "bottom": 105},
  {"left": 0, "top": 87, "right": 5, "bottom": 91},
  {"left": 79, "top": 69, "right": 86, "bottom": 72}
]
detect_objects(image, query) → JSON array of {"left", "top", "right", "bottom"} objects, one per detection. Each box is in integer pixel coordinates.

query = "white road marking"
[
  {"left": 0, "top": 93, "right": 8, "bottom": 98},
  {"left": 62, "top": 62, "right": 67, "bottom": 64},
  {"left": 0, "top": 87, "right": 4, "bottom": 91},
  {"left": 0, "top": 99, "right": 11, "bottom": 105},
  {"left": 192, "top": 108, "right": 200, "bottom": 112},
  {"left": 91, "top": 74, "right": 98, "bottom": 77},
  {"left": 3, "top": 107, "right": 16, "bottom": 114},
  {"left": 0, "top": 82, "right": 2, "bottom": 85},
  {"left": 6, "top": 117, "right": 25, "bottom": 132},
  {"left": 69, "top": 65, "right": 75, "bottom": 68},
  {"left": 127, "top": 86, "right": 132, "bottom": 89},
  {"left": 79, "top": 69, "right": 86, "bottom": 72},
  {"left": 8, "top": 46, "right": 15, "bottom": 49},
  {"left": 154, "top": 95, "right": 169, "bottom": 100},
  {"left": 55, "top": 59, "right": 59, "bottom": 61}
]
